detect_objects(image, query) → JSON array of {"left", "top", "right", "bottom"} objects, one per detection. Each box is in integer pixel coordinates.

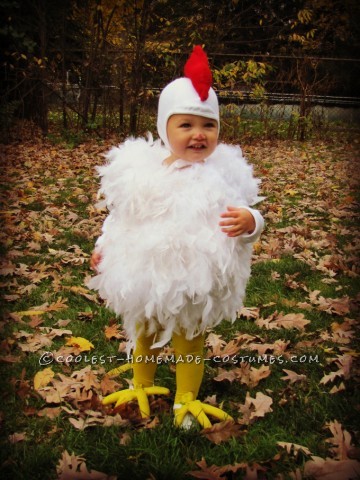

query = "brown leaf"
[
  {"left": 277, "top": 441, "right": 312, "bottom": 456},
  {"left": 237, "top": 306, "right": 260, "bottom": 320},
  {"left": 303, "top": 456, "right": 360, "bottom": 479},
  {"left": 68, "top": 416, "right": 103, "bottom": 430},
  {"left": 201, "top": 420, "right": 243, "bottom": 444},
  {"left": 100, "top": 375, "right": 122, "bottom": 396},
  {"left": 27, "top": 316, "right": 45, "bottom": 328},
  {"left": 187, "top": 457, "right": 246, "bottom": 480},
  {"left": 119, "top": 432, "right": 131, "bottom": 445},
  {"left": 320, "top": 355, "right": 352, "bottom": 385},
  {"left": 56, "top": 450, "right": 117, "bottom": 479},
  {"left": 238, "top": 392, "right": 273, "bottom": 425},
  {"left": 246, "top": 339, "right": 290, "bottom": 356},
  {"left": 0, "top": 355, "right": 20, "bottom": 363},
  {"left": 329, "top": 383, "right": 346, "bottom": 394},
  {"left": 104, "top": 324, "right": 125, "bottom": 340},
  {"left": 213, "top": 367, "right": 239, "bottom": 383},
  {"left": 248, "top": 364, "right": 271, "bottom": 387},
  {"left": 308, "top": 291, "right": 351, "bottom": 316},
  {"left": 8, "top": 432, "right": 27, "bottom": 443},
  {"left": 37, "top": 407, "right": 62, "bottom": 419},
  {"left": 144, "top": 416, "right": 160, "bottom": 429},
  {"left": 281, "top": 369, "right": 307, "bottom": 385},
  {"left": 82, "top": 370, "right": 101, "bottom": 391},
  {"left": 325, "top": 420, "right": 354, "bottom": 460},
  {"left": 244, "top": 463, "right": 267, "bottom": 480},
  {"left": 205, "top": 333, "right": 227, "bottom": 356},
  {"left": 256, "top": 312, "right": 310, "bottom": 331}
]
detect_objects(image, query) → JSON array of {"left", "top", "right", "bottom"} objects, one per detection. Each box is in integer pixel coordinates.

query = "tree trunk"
[{"left": 128, "top": 0, "right": 153, "bottom": 134}]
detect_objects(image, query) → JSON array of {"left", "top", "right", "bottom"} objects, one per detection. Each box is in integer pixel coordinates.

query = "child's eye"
[
  {"left": 179, "top": 123, "right": 191, "bottom": 128},
  {"left": 204, "top": 122, "right": 216, "bottom": 128}
]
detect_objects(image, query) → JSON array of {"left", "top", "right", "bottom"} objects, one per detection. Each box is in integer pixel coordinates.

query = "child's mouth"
[{"left": 188, "top": 144, "right": 206, "bottom": 150}]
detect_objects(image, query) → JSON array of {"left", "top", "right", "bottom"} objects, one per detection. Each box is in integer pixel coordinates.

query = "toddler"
[{"left": 88, "top": 46, "right": 264, "bottom": 428}]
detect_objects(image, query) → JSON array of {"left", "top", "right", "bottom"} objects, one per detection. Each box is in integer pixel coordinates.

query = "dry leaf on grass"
[
  {"left": 63, "top": 285, "right": 99, "bottom": 303},
  {"left": 119, "top": 432, "right": 131, "bottom": 446},
  {"left": 214, "top": 364, "right": 271, "bottom": 388},
  {"left": 56, "top": 450, "right": 117, "bottom": 480},
  {"left": 238, "top": 392, "right": 273, "bottom": 425},
  {"left": 281, "top": 369, "right": 307, "bottom": 385},
  {"left": 37, "top": 407, "right": 62, "bottom": 419},
  {"left": 329, "top": 383, "right": 346, "bottom": 394},
  {"left": 33, "top": 367, "right": 55, "bottom": 390},
  {"left": 0, "top": 354, "right": 21, "bottom": 363},
  {"left": 303, "top": 456, "right": 360, "bottom": 479},
  {"left": 8, "top": 432, "right": 27, "bottom": 443},
  {"left": 201, "top": 420, "right": 243, "bottom": 444},
  {"left": 308, "top": 291, "right": 351, "bottom": 316},
  {"left": 237, "top": 306, "right": 260, "bottom": 320},
  {"left": 325, "top": 420, "right": 355, "bottom": 460},
  {"left": 205, "top": 333, "right": 227, "bottom": 356},
  {"left": 104, "top": 324, "right": 125, "bottom": 340},
  {"left": 246, "top": 339, "right": 290, "bottom": 356},
  {"left": 256, "top": 312, "right": 310, "bottom": 331},
  {"left": 65, "top": 337, "right": 94, "bottom": 352},
  {"left": 187, "top": 457, "right": 247, "bottom": 480},
  {"left": 277, "top": 441, "right": 312, "bottom": 456},
  {"left": 320, "top": 355, "right": 352, "bottom": 386}
]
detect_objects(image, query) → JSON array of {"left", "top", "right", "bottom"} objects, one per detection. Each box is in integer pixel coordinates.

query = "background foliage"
[
  {"left": 1, "top": 0, "right": 360, "bottom": 140},
  {"left": 1, "top": 1, "right": 359, "bottom": 479}
]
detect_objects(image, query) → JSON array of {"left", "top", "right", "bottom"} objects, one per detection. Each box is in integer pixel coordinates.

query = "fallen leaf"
[
  {"left": 237, "top": 306, "right": 260, "bottom": 320},
  {"left": 281, "top": 369, "right": 307, "bottom": 384},
  {"left": 187, "top": 457, "right": 246, "bottom": 480},
  {"left": 320, "top": 355, "right": 352, "bottom": 385},
  {"left": 325, "top": 420, "right": 354, "bottom": 460},
  {"left": 277, "top": 441, "right": 312, "bottom": 456},
  {"left": 0, "top": 355, "right": 20, "bottom": 363},
  {"left": 8, "top": 432, "right": 27, "bottom": 443},
  {"left": 34, "top": 367, "right": 55, "bottom": 390},
  {"left": 37, "top": 407, "right": 62, "bottom": 419},
  {"left": 329, "top": 383, "right": 346, "bottom": 394},
  {"left": 104, "top": 324, "right": 125, "bottom": 340},
  {"left": 201, "top": 420, "right": 243, "bottom": 444},
  {"left": 256, "top": 312, "right": 310, "bottom": 331},
  {"left": 205, "top": 333, "right": 227, "bottom": 356},
  {"left": 303, "top": 456, "right": 360, "bottom": 479},
  {"left": 119, "top": 432, "right": 131, "bottom": 445},
  {"left": 66, "top": 337, "right": 94, "bottom": 352},
  {"left": 238, "top": 392, "right": 273, "bottom": 425},
  {"left": 56, "top": 450, "right": 117, "bottom": 479}
]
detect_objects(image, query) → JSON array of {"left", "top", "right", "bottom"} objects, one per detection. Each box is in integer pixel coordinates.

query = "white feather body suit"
[{"left": 88, "top": 136, "right": 263, "bottom": 350}]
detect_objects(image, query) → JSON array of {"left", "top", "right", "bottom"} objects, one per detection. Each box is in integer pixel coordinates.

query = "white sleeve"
[{"left": 237, "top": 206, "right": 265, "bottom": 244}]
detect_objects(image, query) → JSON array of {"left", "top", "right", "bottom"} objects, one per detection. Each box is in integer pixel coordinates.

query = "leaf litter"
[{"left": 0, "top": 137, "right": 359, "bottom": 478}]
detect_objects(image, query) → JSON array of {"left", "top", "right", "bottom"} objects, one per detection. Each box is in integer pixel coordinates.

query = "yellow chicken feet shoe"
[
  {"left": 173, "top": 392, "right": 233, "bottom": 429},
  {"left": 103, "top": 386, "right": 170, "bottom": 419}
]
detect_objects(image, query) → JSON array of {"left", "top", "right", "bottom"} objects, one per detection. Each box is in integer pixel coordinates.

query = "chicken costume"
[{"left": 88, "top": 46, "right": 264, "bottom": 427}]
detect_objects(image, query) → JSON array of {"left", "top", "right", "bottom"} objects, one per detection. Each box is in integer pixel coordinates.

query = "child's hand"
[
  {"left": 219, "top": 206, "right": 256, "bottom": 237},
  {"left": 90, "top": 250, "right": 102, "bottom": 271}
]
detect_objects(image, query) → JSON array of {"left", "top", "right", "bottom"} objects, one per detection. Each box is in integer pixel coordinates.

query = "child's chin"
[{"left": 186, "top": 153, "right": 208, "bottom": 162}]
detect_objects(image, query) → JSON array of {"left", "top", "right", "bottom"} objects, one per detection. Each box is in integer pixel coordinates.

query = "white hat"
[{"left": 157, "top": 46, "right": 220, "bottom": 151}]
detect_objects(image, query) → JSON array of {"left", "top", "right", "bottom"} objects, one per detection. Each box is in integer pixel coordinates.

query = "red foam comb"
[{"left": 184, "top": 45, "right": 212, "bottom": 101}]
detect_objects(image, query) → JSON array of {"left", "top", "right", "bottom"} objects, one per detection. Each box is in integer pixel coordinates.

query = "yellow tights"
[{"left": 132, "top": 331, "right": 205, "bottom": 403}]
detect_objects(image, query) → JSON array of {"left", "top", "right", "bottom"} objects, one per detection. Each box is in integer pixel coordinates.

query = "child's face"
[{"left": 166, "top": 114, "right": 218, "bottom": 163}]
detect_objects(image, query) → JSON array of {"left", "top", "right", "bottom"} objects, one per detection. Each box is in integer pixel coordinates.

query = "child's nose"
[{"left": 193, "top": 129, "right": 206, "bottom": 140}]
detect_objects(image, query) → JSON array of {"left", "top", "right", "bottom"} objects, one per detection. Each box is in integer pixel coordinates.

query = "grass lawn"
[{"left": 0, "top": 126, "right": 359, "bottom": 479}]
